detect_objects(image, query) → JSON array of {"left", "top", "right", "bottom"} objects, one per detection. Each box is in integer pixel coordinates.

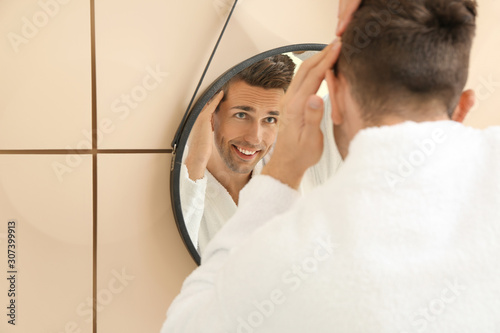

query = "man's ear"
[
  {"left": 452, "top": 89, "right": 475, "bottom": 123},
  {"left": 325, "top": 70, "right": 343, "bottom": 125}
]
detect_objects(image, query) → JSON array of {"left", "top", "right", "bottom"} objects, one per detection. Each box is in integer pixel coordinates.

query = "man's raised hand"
[
  {"left": 261, "top": 41, "right": 342, "bottom": 189},
  {"left": 185, "top": 90, "right": 224, "bottom": 181}
]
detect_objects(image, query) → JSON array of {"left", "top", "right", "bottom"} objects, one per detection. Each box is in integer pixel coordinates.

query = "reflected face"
[{"left": 213, "top": 80, "right": 284, "bottom": 174}]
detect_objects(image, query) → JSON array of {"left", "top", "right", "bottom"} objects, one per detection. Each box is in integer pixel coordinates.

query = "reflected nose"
[{"left": 242, "top": 121, "right": 262, "bottom": 146}]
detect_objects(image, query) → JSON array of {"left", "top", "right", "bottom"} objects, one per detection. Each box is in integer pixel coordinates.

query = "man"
[
  {"left": 180, "top": 55, "right": 299, "bottom": 253},
  {"left": 164, "top": 0, "right": 499, "bottom": 332},
  {"left": 182, "top": 55, "right": 343, "bottom": 254}
]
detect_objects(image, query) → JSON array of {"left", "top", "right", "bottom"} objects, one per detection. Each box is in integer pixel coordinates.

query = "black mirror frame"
[{"left": 170, "top": 43, "right": 327, "bottom": 265}]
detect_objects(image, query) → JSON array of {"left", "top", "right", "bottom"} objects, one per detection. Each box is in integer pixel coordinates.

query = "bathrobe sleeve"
[
  {"left": 179, "top": 163, "right": 207, "bottom": 249},
  {"left": 161, "top": 175, "right": 300, "bottom": 333}
]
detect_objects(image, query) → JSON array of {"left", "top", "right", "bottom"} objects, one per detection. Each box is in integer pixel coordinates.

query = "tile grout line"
[
  {"left": 4, "top": 2, "right": 174, "bottom": 332},
  {"left": 90, "top": 0, "right": 97, "bottom": 331},
  {"left": 3, "top": 1, "right": 175, "bottom": 331},
  {"left": 92, "top": 151, "right": 98, "bottom": 333},
  {"left": 0, "top": 150, "right": 93, "bottom": 154},
  {"left": 0, "top": 149, "right": 173, "bottom": 155},
  {"left": 97, "top": 149, "right": 173, "bottom": 154}
]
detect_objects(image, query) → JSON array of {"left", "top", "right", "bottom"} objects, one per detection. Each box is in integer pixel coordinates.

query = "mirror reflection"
[{"left": 173, "top": 45, "right": 344, "bottom": 262}]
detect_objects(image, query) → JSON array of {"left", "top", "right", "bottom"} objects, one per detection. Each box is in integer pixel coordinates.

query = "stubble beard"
[{"left": 216, "top": 137, "right": 265, "bottom": 174}]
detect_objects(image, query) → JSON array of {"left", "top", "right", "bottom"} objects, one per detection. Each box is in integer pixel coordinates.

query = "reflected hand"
[
  {"left": 336, "top": 0, "right": 362, "bottom": 36},
  {"left": 261, "top": 41, "right": 342, "bottom": 189},
  {"left": 185, "top": 90, "right": 224, "bottom": 181}
]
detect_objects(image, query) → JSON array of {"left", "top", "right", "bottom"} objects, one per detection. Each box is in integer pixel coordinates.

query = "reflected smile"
[
  {"left": 237, "top": 146, "right": 257, "bottom": 156},
  {"left": 232, "top": 145, "right": 260, "bottom": 160}
]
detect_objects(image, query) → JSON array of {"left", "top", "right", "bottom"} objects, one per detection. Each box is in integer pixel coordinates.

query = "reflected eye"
[
  {"left": 264, "top": 117, "right": 278, "bottom": 124},
  {"left": 234, "top": 112, "right": 246, "bottom": 119}
]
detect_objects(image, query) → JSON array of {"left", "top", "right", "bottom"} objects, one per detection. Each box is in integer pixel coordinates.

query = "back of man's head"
[{"left": 337, "top": 0, "right": 477, "bottom": 123}]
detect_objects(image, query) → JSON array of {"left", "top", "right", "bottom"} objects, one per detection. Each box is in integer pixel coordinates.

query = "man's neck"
[
  {"left": 206, "top": 158, "right": 251, "bottom": 205},
  {"left": 370, "top": 113, "right": 451, "bottom": 127},
  {"left": 336, "top": 106, "right": 451, "bottom": 160}
]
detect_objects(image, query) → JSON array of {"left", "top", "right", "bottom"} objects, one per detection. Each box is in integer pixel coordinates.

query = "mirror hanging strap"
[{"left": 170, "top": 0, "right": 239, "bottom": 151}]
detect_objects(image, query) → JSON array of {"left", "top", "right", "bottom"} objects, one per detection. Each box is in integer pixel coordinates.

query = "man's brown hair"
[
  {"left": 217, "top": 54, "right": 296, "bottom": 108},
  {"left": 337, "top": 0, "right": 477, "bottom": 122}
]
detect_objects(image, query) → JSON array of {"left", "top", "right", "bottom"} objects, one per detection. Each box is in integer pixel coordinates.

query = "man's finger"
[
  {"left": 299, "top": 41, "right": 342, "bottom": 98},
  {"left": 336, "top": 0, "right": 362, "bottom": 36},
  {"left": 286, "top": 41, "right": 342, "bottom": 117},
  {"left": 207, "top": 90, "right": 224, "bottom": 107},
  {"left": 286, "top": 43, "right": 334, "bottom": 98},
  {"left": 305, "top": 95, "right": 324, "bottom": 128},
  {"left": 301, "top": 95, "right": 325, "bottom": 163},
  {"left": 203, "top": 90, "right": 224, "bottom": 115}
]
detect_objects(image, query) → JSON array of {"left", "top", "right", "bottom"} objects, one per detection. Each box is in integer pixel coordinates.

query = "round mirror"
[{"left": 171, "top": 43, "right": 340, "bottom": 264}]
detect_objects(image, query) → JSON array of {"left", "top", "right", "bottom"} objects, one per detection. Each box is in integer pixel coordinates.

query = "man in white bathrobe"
[
  {"left": 180, "top": 55, "right": 297, "bottom": 253},
  {"left": 181, "top": 55, "right": 343, "bottom": 254},
  {"left": 164, "top": 0, "right": 500, "bottom": 332}
]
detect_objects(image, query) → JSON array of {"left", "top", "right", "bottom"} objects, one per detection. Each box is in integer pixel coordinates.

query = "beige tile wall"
[{"left": 1, "top": 0, "right": 499, "bottom": 332}]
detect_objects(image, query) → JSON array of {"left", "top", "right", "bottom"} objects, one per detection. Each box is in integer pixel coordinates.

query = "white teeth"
[{"left": 236, "top": 147, "right": 257, "bottom": 156}]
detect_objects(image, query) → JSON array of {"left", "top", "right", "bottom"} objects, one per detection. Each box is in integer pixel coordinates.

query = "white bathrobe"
[
  {"left": 164, "top": 120, "right": 500, "bottom": 333},
  {"left": 180, "top": 161, "right": 263, "bottom": 253},
  {"left": 180, "top": 99, "right": 343, "bottom": 254}
]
